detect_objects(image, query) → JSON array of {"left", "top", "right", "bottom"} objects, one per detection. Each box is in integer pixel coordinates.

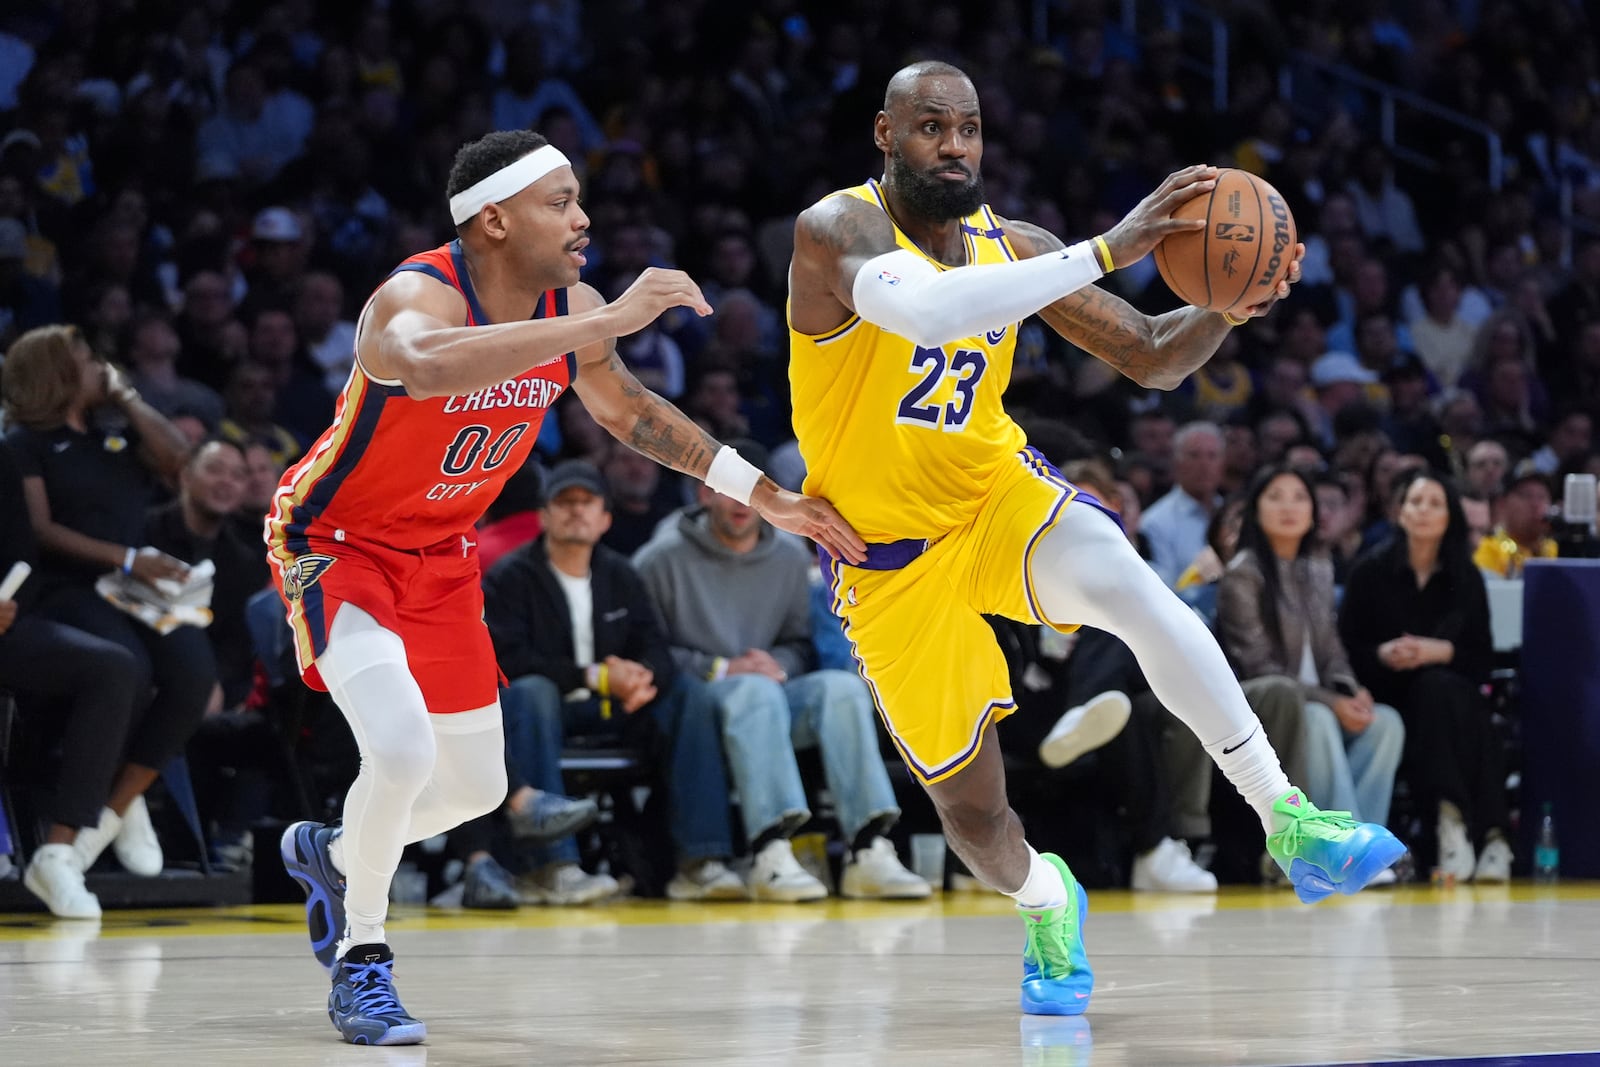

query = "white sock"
[
  {"left": 1006, "top": 846, "right": 1068, "bottom": 910},
  {"left": 328, "top": 830, "right": 346, "bottom": 876},
  {"left": 1204, "top": 725, "right": 1294, "bottom": 832}
]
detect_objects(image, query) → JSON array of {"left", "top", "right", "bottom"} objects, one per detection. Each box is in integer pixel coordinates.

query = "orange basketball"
[{"left": 1153, "top": 169, "right": 1298, "bottom": 315}]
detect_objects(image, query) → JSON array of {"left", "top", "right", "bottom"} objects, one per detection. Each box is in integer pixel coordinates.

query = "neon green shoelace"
[
  {"left": 1022, "top": 906, "right": 1075, "bottom": 979},
  {"left": 1273, "top": 807, "right": 1355, "bottom": 855}
]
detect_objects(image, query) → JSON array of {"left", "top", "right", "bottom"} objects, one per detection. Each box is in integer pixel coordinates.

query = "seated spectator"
[
  {"left": 1217, "top": 466, "right": 1405, "bottom": 841},
  {"left": 476, "top": 460, "right": 544, "bottom": 574},
  {"left": 1339, "top": 469, "right": 1511, "bottom": 883},
  {"left": 1408, "top": 262, "right": 1479, "bottom": 388},
  {"left": 237, "top": 441, "right": 285, "bottom": 538},
  {"left": 1463, "top": 439, "right": 1510, "bottom": 499},
  {"left": 1172, "top": 495, "right": 1245, "bottom": 627},
  {"left": 1143, "top": 421, "right": 1225, "bottom": 587},
  {"left": 244, "top": 307, "right": 334, "bottom": 445},
  {"left": 0, "top": 217, "right": 61, "bottom": 348},
  {"left": 485, "top": 461, "right": 745, "bottom": 903},
  {"left": 124, "top": 313, "right": 225, "bottom": 431},
  {"left": 1313, "top": 474, "right": 1364, "bottom": 587},
  {"left": 1528, "top": 406, "right": 1593, "bottom": 476},
  {"left": 600, "top": 445, "right": 678, "bottom": 556},
  {"left": 294, "top": 271, "right": 358, "bottom": 395},
  {"left": 220, "top": 360, "right": 303, "bottom": 468},
  {"left": 635, "top": 441, "right": 929, "bottom": 901},
  {"left": 144, "top": 439, "right": 272, "bottom": 706},
  {"left": 1460, "top": 491, "right": 1494, "bottom": 554},
  {"left": 0, "top": 440, "right": 140, "bottom": 917},
  {"left": 1473, "top": 466, "right": 1557, "bottom": 578},
  {"left": 2, "top": 325, "right": 214, "bottom": 878}
]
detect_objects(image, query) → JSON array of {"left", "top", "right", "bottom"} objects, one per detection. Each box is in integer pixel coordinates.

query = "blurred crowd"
[{"left": 1, "top": 0, "right": 1596, "bottom": 914}]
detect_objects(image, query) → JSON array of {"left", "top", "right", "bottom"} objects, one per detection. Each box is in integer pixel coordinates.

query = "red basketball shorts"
[{"left": 268, "top": 528, "right": 501, "bottom": 714}]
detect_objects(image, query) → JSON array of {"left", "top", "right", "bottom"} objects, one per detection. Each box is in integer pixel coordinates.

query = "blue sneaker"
[
  {"left": 507, "top": 791, "right": 599, "bottom": 843},
  {"left": 1265, "top": 791, "right": 1407, "bottom": 904},
  {"left": 328, "top": 943, "right": 426, "bottom": 1045},
  {"left": 280, "top": 821, "right": 346, "bottom": 974},
  {"left": 1018, "top": 853, "right": 1094, "bottom": 1015}
]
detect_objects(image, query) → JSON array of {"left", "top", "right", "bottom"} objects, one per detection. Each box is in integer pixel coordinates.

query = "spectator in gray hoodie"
[{"left": 634, "top": 440, "right": 930, "bottom": 901}]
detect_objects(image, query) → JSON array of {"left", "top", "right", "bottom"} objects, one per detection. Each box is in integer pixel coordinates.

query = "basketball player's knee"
[
  {"left": 934, "top": 793, "right": 1010, "bottom": 846},
  {"left": 365, "top": 731, "right": 437, "bottom": 793}
]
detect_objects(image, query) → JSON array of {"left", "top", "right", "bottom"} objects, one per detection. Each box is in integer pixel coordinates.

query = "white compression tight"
[
  {"left": 315, "top": 604, "right": 508, "bottom": 949},
  {"left": 1028, "top": 501, "right": 1293, "bottom": 830}
]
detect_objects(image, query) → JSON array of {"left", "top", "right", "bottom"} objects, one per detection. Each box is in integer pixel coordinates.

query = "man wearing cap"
[
  {"left": 241, "top": 207, "right": 307, "bottom": 320},
  {"left": 485, "top": 459, "right": 746, "bottom": 905},
  {"left": 635, "top": 439, "right": 932, "bottom": 903},
  {"left": 1474, "top": 464, "right": 1558, "bottom": 578},
  {"left": 1307, "top": 351, "right": 1379, "bottom": 449}
]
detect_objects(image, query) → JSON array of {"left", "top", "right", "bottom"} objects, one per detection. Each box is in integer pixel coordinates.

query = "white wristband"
[{"left": 705, "top": 445, "right": 762, "bottom": 506}]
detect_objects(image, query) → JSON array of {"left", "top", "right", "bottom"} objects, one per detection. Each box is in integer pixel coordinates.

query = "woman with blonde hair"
[{"left": 3, "top": 324, "right": 212, "bottom": 885}]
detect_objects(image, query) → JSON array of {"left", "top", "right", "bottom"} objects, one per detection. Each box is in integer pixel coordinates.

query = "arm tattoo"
[
  {"left": 1004, "top": 218, "right": 1228, "bottom": 390},
  {"left": 626, "top": 393, "right": 721, "bottom": 478}
]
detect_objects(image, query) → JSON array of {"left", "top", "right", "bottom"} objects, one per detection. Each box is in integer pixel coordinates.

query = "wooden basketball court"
[{"left": 3, "top": 883, "right": 1597, "bottom": 1065}]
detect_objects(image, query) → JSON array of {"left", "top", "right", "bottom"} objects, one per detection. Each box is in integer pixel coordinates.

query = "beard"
[{"left": 888, "top": 147, "right": 985, "bottom": 220}]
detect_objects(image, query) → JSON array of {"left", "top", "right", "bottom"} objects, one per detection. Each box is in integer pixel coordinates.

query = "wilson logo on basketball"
[
  {"left": 1213, "top": 223, "right": 1255, "bottom": 242},
  {"left": 1255, "top": 194, "right": 1293, "bottom": 289}
]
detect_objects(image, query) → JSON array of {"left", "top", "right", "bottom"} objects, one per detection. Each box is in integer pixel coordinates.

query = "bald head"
[{"left": 884, "top": 61, "right": 974, "bottom": 114}]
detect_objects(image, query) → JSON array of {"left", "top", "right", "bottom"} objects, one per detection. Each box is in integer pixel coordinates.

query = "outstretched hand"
[
  {"left": 1099, "top": 164, "right": 1216, "bottom": 269},
  {"left": 608, "top": 267, "right": 713, "bottom": 337},
  {"left": 754, "top": 488, "right": 868, "bottom": 565}
]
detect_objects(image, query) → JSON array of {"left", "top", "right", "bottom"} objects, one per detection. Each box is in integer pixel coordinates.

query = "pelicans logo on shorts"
[{"left": 282, "top": 554, "right": 337, "bottom": 602}]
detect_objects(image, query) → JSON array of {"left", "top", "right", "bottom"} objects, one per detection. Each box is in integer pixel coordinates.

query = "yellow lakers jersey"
[{"left": 789, "top": 179, "right": 1027, "bottom": 543}]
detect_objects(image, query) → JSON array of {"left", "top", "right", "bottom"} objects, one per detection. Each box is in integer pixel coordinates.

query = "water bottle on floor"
[{"left": 1533, "top": 804, "right": 1560, "bottom": 884}]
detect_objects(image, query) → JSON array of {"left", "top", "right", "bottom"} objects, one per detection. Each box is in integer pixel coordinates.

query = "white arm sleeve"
[{"left": 849, "top": 244, "right": 1105, "bottom": 348}]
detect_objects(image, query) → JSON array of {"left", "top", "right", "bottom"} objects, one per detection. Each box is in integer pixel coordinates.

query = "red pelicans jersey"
[
  {"left": 267, "top": 240, "right": 572, "bottom": 556},
  {"left": 264, "top": 240, "right": 573, "bottom": 708}
]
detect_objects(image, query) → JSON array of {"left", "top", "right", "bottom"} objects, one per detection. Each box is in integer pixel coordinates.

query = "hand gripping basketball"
[{"left": 1098, "top": 165, "right": 1217, "bottom": 271}]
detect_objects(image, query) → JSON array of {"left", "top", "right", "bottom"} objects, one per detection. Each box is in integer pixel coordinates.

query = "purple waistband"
[{"left": 817, "top": 537, "right": 931, "bottom": 572}]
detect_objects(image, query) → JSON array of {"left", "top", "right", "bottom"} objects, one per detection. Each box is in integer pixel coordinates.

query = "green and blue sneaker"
[
  {"left": 1018, "top": 853, "right": 1094, "bottom": 1015},
  {"left": 1265, "top": 790, "right": 1405, "bottom": 904}
]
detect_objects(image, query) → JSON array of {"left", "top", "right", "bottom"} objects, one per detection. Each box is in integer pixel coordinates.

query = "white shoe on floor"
[
  {"left": 1367, "top": 866, "right": 1398, "bottom": 887},
  {"left": 1474, "top": 836, "right": 1514, "bottom": 883},
  {"left": 1038, "top": 690, "right": 1132, "bottom": 770},
  {"left": 113, "top": 796, "right": 163, "bottom": 877},
  {"left": 25, "top": 844, "right": 102, "bottom": 919},
  {"left": 1131, "top": 837, "right": 1218, "bottom": 892},
  {"left": 747, "top": 838, "right": 828, "bottom": 902},
  {"left": 524, "top": 862, "right": 619, "bottom": 905},
  {"left": 840, "top": 838, "right": 932, "bottom": 899},
  {"left": 72, "top": 807, "right": 122, "bottom": 872},
  {"left": 666, "top": 859, "right": 746, "bottom": 901},
  {"left": 1436, "top": 801, "right": 1476, "bottom": 882}
]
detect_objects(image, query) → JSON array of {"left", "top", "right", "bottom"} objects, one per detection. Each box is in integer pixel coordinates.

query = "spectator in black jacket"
[
  {"left": 1339, "top": 468, "right": 1509, "bottom": 884},
  {"left": 0, "top": 439, "right": 140, "bottom": 917},
  {"left": 485, "top": 461, "right": 744, "bottom": 903}
]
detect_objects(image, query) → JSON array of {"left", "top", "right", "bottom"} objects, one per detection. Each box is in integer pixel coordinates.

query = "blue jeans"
[
  {"left": 708, "top": 669, "right": 901, "bottom": 844},
  {"left": 501, "top": 672, "right": 734, "bottom": 866},
  {"left": 1301, "top": 700, "right": 1406, "bottom": 826}
]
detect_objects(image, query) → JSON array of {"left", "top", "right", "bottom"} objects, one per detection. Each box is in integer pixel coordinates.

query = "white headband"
[{"left": 449, "top": 144, "right": 572, "bottom": 225}]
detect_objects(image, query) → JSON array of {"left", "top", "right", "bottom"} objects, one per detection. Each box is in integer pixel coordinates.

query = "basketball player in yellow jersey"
[{"left": 789, "top": 61, "right": 1405, "bottom": 1016}]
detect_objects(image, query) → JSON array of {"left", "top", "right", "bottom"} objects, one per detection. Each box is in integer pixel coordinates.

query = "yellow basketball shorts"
[{"left": 820, "top": 446, "right": 1122, "bottom": 785}]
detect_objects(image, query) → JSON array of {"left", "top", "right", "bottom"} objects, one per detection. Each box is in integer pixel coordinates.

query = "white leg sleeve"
[
  {"left": 316, "top": 605, "right": 436, "bottom": 946},
  {"left": 405, "top": 703, "right": 509, "bottom": 845},
  {"left": 1026, "top": 503, "right": 1294, "bottom": 827}
]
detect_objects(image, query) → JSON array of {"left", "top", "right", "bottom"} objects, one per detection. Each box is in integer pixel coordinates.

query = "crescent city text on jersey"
[{"left": 441, "top": 376, "right": 565, "bottom": 414}]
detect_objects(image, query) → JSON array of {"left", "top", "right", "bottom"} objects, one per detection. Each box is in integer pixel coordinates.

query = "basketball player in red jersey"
[{"left": 269, "top": 129, "right": 866, "bottom": 1045}]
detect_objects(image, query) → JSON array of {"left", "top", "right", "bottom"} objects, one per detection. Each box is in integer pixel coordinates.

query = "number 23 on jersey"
[{"left": 895, "top": 345, "right": 988, "bottom": 432}]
